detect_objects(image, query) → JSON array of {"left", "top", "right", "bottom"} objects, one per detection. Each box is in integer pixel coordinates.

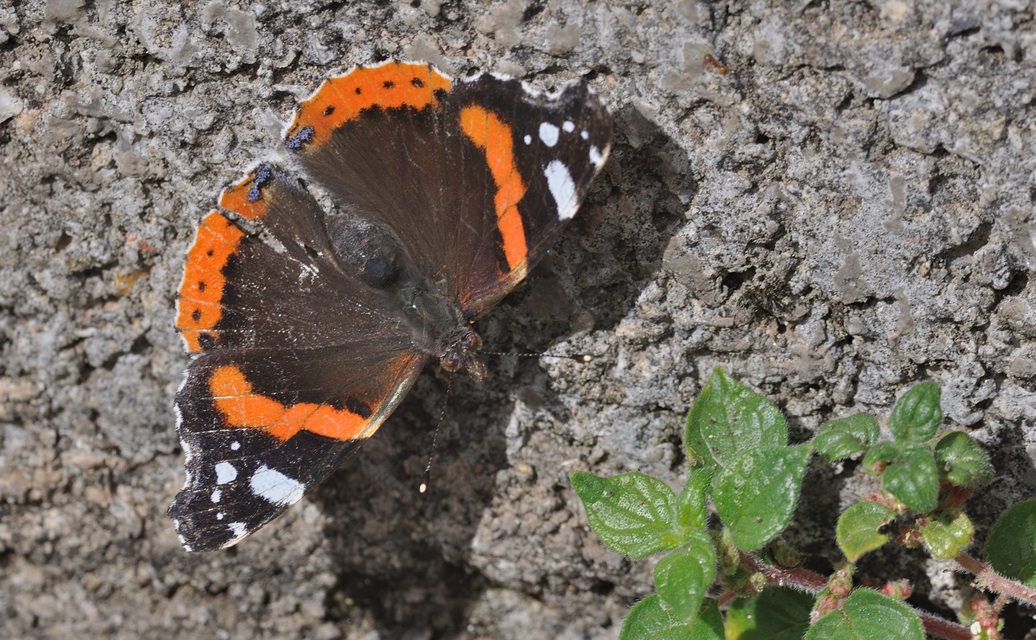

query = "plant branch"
[
  {"left": 955, "top": 552, "right": 1036, "bottom": 606},
  {"left": 738, "top": 551, "right": 973, "bottom": 640},
  {"left": 738, "top": 550, "right": 826, "bottom": 593}
]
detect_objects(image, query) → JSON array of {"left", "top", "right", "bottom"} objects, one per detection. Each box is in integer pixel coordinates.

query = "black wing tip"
[{"left": 168, "top": 488, "right": 250, "bottom": 552}]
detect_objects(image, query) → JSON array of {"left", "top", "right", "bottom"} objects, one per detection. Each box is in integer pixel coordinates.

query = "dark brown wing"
[
  {"left": 288, "top": 61, "right": 612, "bottom": 319},
  {"left": 443, "top": 74, "right": 612, "bottom": 314}
]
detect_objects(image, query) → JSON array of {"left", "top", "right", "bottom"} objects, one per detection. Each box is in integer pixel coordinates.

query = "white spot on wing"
[
  {"left": 174, "top": 372, "right": 194, "bottom": 473},
  {"left": 544, "top": 160, "right": 579, "bottom": 220},
  {"left": 211, "top": 489, "right": 222, "bottom": 503},
  {"left": 178, "top": 535, "right": 193, "bottom": 553},
  {"left": 214, "top": 462, "right": 237, "bottom": 485},
  {"left": 580, "top": 130, "right": 589, "bottom": 140},
  {"left": 523, "top": 134, "right": 532, "bottom": 145},
  {"left": 180, "top": 438, "right": 195, "bottom": 468},
  {"left": 228, "top": 521, "right": 247, "bottom": 539},
  {"left": 589, "top": 145, "right": 604, "bottom": 167},
  {"left": 563, "top": 120, "right": 575, "bottom": 132},
  {"left": 250, "top": 465, "right": 306, "bottom": 506},
  {"left": 216, "top": 512, "right": 224, "bottom": 520},
  {"left": 539, "top": 122, "right": 560, "bottom": 147},
  {"left": 230, "top": 441, "right": 241, "bottom": 451}
]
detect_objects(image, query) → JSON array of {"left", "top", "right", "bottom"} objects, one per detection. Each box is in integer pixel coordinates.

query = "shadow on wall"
[{"left": 310, "top": 104, "right": 695, "bottom": 635}]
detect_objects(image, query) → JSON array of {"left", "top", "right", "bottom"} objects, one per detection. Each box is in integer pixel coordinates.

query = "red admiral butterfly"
[{"left": 169, "top": 60, "right": 612, "bottom": 551}]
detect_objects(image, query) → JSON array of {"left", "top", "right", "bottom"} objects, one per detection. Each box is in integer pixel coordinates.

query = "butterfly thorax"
[
  {"left": 324, "top": 210, "right": 489, "bottom": 382},
  {"left": 399, "top": 276, "right": 487, "bottom": 383}
]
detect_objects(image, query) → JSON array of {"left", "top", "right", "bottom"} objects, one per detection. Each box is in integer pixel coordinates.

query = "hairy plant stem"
[
  {"left": 954, "top": 551, "right": 1036, "bottom": 605},
  {"left": 737, "top": 551, "right": 973, "bottom": 640}
]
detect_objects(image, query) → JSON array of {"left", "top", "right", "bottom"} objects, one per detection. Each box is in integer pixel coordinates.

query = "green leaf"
[
  {"left": 814, "top": 413, "right": 880, "bottom": 461},
  {"left": 619, "top": 597, "right": 723, "bottom": 640},
  {"left": 685, "top": 368, "right": 787, "bottom": 470},
  {"left": 861, "top": 441, "right": 899, "bottom": 474},
  {"left": 921, "top": 512, "right": 974, "bottom": 560},
  {"left": 571, "top": 471, "right": 682, "bottom": 560},
  {"left": 934, "top": 432, "right": 993, "bottom": 487},
  {"left": 689, "top": 600, "right": 723, "bottom": 640},
  {"left": 836, "top": 502, "right": 896, "bottom": 562},
  {"left": 676, "top": 470, "right": 712, "bottom": 531},
  {"left": 712, "top": 445, "right": 811, "bottom": 550},
  {"left": 654, "top": 540, "right": 717, "bottom": 623},
  {"left": 883, "top": 447, "right": 939, "bottom": 512},
  {"left": 620, "top": 595, "right": 694, "bottom": 640},
  {"left": 888, "top": 381, "right": 942, "bottom": 443},
  {"left": 725, "top": 588, "right": 812, "bottom": 639},
  {"left": 986, "top": 498, "right": 1036, "bottom": 586},
  {"left": 804, "top": 589, "right": 924, "bottom": 640}
]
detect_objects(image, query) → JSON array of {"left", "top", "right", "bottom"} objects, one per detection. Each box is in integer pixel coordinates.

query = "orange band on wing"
[
  {"left": 285, "top": 61, "right": 452, "bottom": 148},
  {"left": 459, "top": 105, "right": 528, "bottom": 271},
  {"left": 209, "top": 365, "right": 368, "bottom": 442},
  {"left": 219, "top": 171, "right": 269, "bottom": 221},
  {"left": 176, "top": 212, "right": 246, "bottom": 353}
]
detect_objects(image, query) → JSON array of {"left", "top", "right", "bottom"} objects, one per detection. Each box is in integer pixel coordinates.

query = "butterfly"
[{"left": 169, "top": 60, "right": 612, "bottom": 551}]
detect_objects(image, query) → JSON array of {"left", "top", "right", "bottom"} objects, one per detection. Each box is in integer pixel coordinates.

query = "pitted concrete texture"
[{"left": 2, "top": 1, "right": 1035, "bottom": 638}]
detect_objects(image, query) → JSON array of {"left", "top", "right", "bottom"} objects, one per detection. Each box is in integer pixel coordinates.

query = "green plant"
[{"left": 571, "top": 368, "right": 1036, "bottom": 640}]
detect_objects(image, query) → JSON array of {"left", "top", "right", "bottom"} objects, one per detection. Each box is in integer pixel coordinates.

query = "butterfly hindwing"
[
  {"left": 288, "top": 63, "right": 504, "bottom": 310},
  {"left": 176, "top": 166, "right": 362, "bottom": 353}
]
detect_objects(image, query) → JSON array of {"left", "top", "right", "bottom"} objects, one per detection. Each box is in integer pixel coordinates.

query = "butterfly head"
[{"left": 439, "top": 327, "right": 486, "bottom": 382}]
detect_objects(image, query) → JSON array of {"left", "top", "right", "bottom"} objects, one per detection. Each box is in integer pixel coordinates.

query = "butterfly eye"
[{"left": 440, "top": 352, "right": 462, "bottom": 372}]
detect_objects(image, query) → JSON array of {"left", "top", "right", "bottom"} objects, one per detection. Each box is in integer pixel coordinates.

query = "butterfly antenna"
[
  {"left": 419, "top": 351, "right": 590, "bottom": 493},
  {"left": 419, "top": 376, "right": 452, "bottom": 494},
  {"left": 482, "top": 350, "right": 594, "bottom": 363}
]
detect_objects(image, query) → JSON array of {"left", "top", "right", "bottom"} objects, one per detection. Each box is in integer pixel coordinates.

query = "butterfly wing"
[
  {"left": 171, "top": 167, "right": 426, "bottom": 551},
  {"left": 170, "top": 345, "right": 423, "bottom": 551},
  {"left": 286, "top": 61, "right": 612, "bottom": 319},
  {"left": 442, "top": 73, "right": 612, "bottom": 315}
]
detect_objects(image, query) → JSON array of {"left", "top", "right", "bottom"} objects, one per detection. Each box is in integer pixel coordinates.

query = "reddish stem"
[
  {"left": 738, "top": 550, "right": 825, "bottom": 592},
  {"left": 737, "top": 551, "right": 973, "bottom": 640},
  {"left": 955, "top": 552, "right": 1036, "bottom": 606}
]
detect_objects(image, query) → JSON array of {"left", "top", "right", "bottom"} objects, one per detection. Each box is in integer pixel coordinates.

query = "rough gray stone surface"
[{"left": 2, "top": 0, "right": 1035, "bottom": 638}]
